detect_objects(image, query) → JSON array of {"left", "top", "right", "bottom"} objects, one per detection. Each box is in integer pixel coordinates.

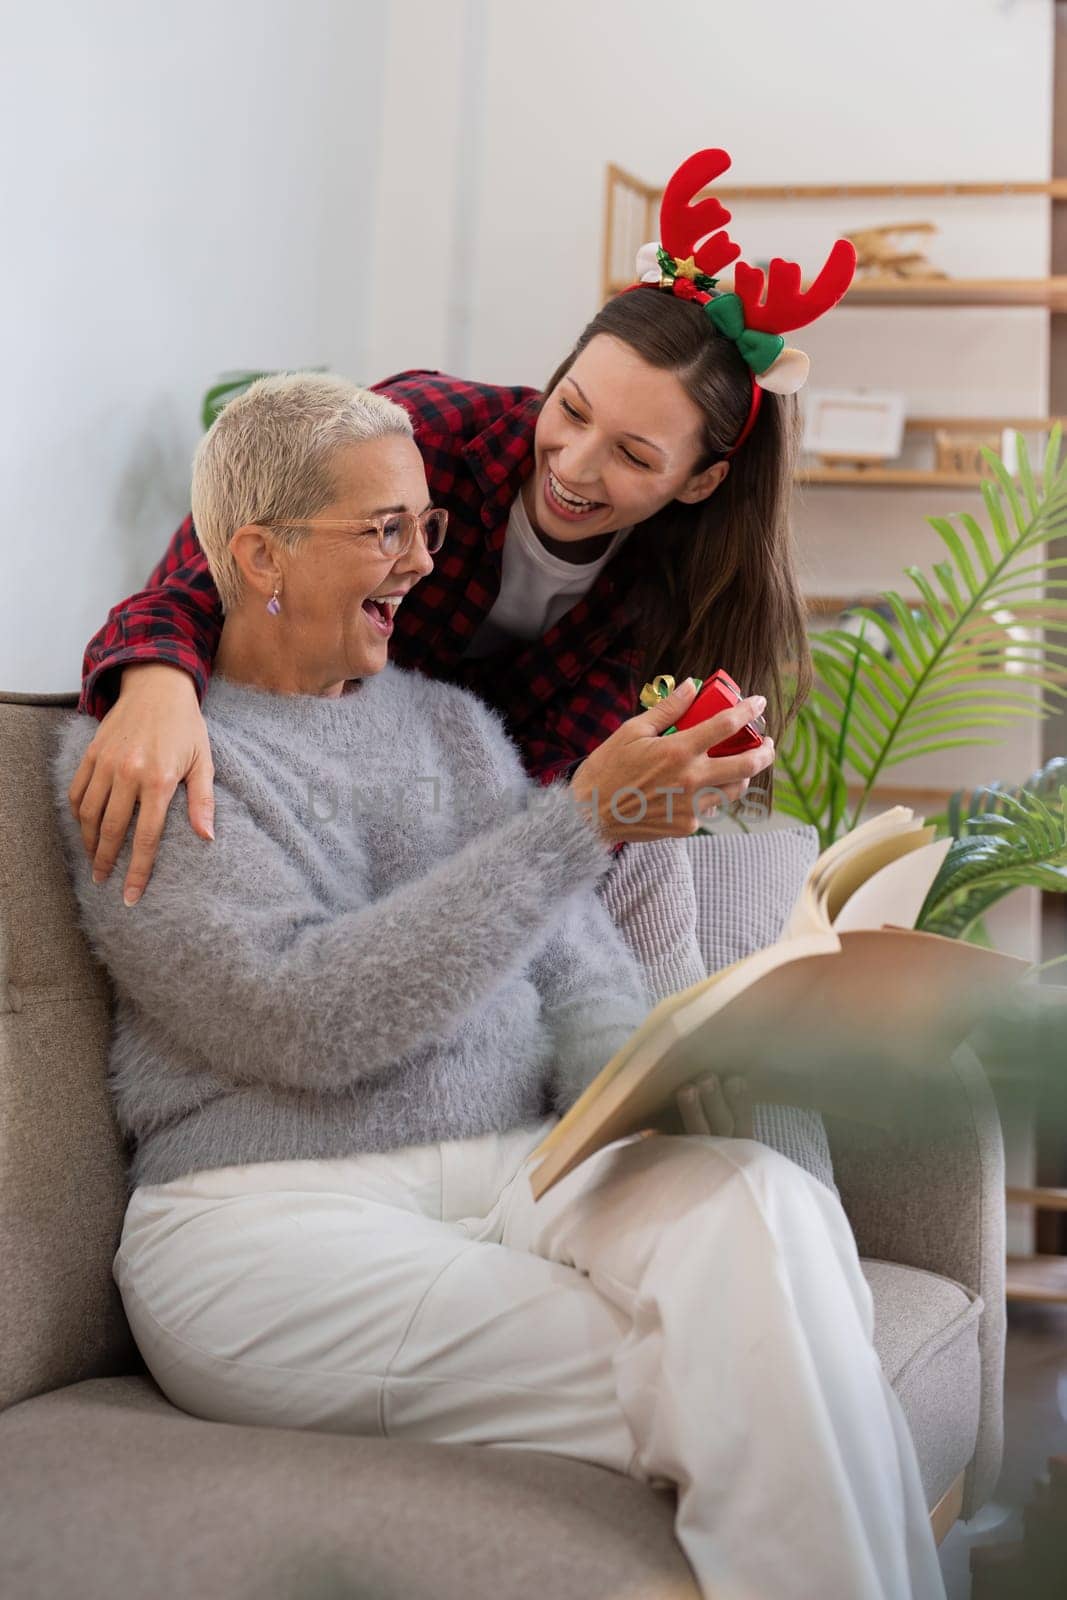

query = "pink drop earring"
[{"left": 266, "top": 587, "right": 282, "bottom": 616}]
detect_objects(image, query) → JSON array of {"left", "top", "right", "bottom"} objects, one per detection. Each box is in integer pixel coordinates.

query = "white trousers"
[{"left": 114, "top": 1126, "right": 946, "bottom": 1600}]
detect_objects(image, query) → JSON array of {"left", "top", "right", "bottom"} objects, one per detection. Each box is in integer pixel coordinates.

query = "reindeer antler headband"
[{"left": 627, "top": 149, "right": 858, "bottom": 455}]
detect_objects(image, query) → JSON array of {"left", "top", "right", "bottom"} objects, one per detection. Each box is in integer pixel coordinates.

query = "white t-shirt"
[{"left": 463, "top": 491, "right": 632, "bottom": 660}]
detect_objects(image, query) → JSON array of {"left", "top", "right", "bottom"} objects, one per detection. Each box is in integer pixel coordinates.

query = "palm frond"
[
  {"left": 916, "top": 785, "right": 1067, "bottom": 940},
  {"left": 776, "top": 429, "right": 1067, "bottom": 840},
  {"left": 940, "top": 756, "right": 1067, "bottom": 838}
]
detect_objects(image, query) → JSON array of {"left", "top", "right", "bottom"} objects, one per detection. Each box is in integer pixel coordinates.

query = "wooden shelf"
[
  {"left": 602, "top": 164, "right": 1067, "bottom": 303},
  {"left": 605, "top": 165, "right": 1067, "bottom": 208},
  {"left": 845, "top": 783, "right": 955, "bottom": 808},
  {"left": 796, "top": 420, "right": 1067, "bottom": 488},
  {"left": 798, "top": 467, "right": 988, "bottom": 488},
  {"left": 705, "top": 180, "right": 1067, "bottom": 202},
  {"left": 1005, "top": 1255, "right": 1067, "bottom": 1304},
  {"left": 1007, "top": 1186, "right": 1067, "bottom": 1212},
  {"left": 844, "top": 277, "right": 1067, "bottom": 309},
  {"left": 805, "top": 594, "right": 883, "bottom": 616},
  {"left": 603, "top": 275, "right": 1067, "bottom": 308},
  {"left": 904, "top": 415, "right": 1067, "bottom": 434}
]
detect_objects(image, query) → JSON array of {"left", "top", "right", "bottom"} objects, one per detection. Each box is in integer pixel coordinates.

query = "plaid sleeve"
[
  {"left": 521, "top": 651, "right": 640, "bottom": 860},
  {"left": 519, "top": 650, "right": 637, "bottom": 785},
  {"left": 144, "top": 513, "right": 202, "bottom": 587},
  {"left": 79, "top": 517, "right": 223, "bottom": 720},
  {"left": 370, "top": 370, "right": 537, "bottom": 442}
]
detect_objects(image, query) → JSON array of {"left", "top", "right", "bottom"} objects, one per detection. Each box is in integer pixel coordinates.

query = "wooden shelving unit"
[
  {"left": 1006, "top": 1187, "right": 1067, "bottom": 1304},
  {"left": 608, "top": 162, "right": 1067, "bottom": 1301},
  {"left": 601, "top": 167, "right": 1067, "bottom": 302}
]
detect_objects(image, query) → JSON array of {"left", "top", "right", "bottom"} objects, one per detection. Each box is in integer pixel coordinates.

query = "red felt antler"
[
  {"left": 732, "top": 240, "right": 858, "bottom": 334},
  {"left": 659, "top": 149, "right": 741, "bottom": 280}
]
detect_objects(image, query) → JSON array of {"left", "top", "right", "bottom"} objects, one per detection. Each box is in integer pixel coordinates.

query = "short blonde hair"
[{"left": 190, "top": 373, "right": 414, "bottom": 612}]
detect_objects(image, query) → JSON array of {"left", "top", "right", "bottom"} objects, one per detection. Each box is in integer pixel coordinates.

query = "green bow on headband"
[
  {"left": 703, "top": 293, "right": 785, "bottom": 377},
  {"left": 653, "top": 246, "right": 785, "bottom": 377}
]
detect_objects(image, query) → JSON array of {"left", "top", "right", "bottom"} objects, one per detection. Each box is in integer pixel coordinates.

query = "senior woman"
[{"left": 52, "top": 375, "right": 945, "bottom": 1600}]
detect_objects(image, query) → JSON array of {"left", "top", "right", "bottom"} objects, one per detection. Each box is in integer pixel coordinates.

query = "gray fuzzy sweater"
[{"left": 53, "top": 666, "right": 648, "bottom": 1188}]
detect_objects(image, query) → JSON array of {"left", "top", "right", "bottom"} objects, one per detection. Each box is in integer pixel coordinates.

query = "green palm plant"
[
  {"left": 916, "top": 761, "right": 1067, "bottom": 940},
  {"left": 776, "top": 429, "right": 1067, "bottom": 852}
]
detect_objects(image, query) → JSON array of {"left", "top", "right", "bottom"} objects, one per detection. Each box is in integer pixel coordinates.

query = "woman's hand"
[
  {"left": 67, "top": 663, "right": 215, "bottom": 905},
  {"left": 570, "top": 677, "right": 774, "bottom": 844},
  {"left": 676, "top": 1073, "right": 755, "bottom": 1138}
]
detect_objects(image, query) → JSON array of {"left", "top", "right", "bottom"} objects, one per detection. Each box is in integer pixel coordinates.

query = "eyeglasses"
[{"left": 268, "top": 507, "right": 448, "bottom": 559}]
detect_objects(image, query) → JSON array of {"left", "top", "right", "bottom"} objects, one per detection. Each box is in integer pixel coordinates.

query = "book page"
[
  {"left": 822, "top": 825, "right": 936, "bottom": 924},
  {"left": 833, "top": 837, "right": 953, "bottom": 932},
  {"left": 783, "top": 807, "right": 921, "bottom": 940}
]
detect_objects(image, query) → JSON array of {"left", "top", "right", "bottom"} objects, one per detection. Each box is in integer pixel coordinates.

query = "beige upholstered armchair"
[{"left": 1, "top": 692, "right": 1004, "bottom": 1598}]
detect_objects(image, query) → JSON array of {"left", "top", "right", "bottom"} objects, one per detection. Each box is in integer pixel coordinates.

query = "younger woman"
[{"left": 69, "top": 146, "right": 855, "bottom": 906}]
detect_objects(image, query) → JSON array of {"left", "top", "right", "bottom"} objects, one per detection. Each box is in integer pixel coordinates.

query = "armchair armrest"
[{"left": 824, "top": 1041, "right": 1005, "bottom": 1518}]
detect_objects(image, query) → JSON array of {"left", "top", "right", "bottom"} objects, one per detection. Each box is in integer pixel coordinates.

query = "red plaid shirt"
[{"left": 80, "top": 370, "right": 646, "bottom": 783}]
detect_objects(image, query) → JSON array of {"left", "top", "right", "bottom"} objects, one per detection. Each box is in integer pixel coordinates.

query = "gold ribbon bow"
[{"left": 639, "top": 673, "right": 676, "bottom": 709}]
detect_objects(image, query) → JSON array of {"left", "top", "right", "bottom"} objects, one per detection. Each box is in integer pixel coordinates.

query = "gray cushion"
[
  {"left": 601, "top": 831, "right": 835, "bottom": 1193},
  {"left": 685, "top": 825, "right": 821, "bottom": 973},
  {"left": 0, "top": 1258, "right": 979, "bottom": 1597},
  {"left": 0, "top": 1375, "right": 698, "bottom": 1600},
  {"left": 863, "top": 1260, "right": 982, "bottom": 1506},
  {"left": 686, "top": 827, "right": 835, "bottom": 1194},
  {"left": 0, "top": 701, "right": 139, "bottom": 1413}
]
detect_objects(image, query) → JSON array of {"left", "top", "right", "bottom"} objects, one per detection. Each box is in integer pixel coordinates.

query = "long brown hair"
[{"left": 543, "top": 288, "right": 812, "bottom": 747}]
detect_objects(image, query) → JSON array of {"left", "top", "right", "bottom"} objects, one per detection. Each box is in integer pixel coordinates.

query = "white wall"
[
  {"left": 417, "top": 0, "right": 1054, "bottom": 387},
  {"left": 2, "top": 0, "right": 387, "bottom": 692},
  {"left": 4, "top": 0, "right": 1057, "bottom": 750}
]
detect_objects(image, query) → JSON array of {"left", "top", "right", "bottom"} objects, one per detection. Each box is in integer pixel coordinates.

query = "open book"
[{"left": 529, "top": 808, "right": 1028, "bottom": 1200}]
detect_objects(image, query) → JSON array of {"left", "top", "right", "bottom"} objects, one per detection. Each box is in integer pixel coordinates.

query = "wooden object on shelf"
[
  {"left": 803, "top": 388, "right": 907, "bottom": 466},
  {"left": 933, "top": 429, "right": 1001, "bottom": 477},
  {"left": 794, "top": 415, "right": 1065, "bottom": 486},
  {"left": 847, "top": 221, "right": 946, "bottom": 280},
  {"left": 796, "top": 415, "right": 1064, "bottom": 489}
]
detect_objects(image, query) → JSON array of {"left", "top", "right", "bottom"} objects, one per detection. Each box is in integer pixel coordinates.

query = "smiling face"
[
  {"left": 222, "top": 432, "right": 436, "bottom": 697},
  {"left": 276, "top": 434, "right": 435, "bottom": 687},
  {"left": 522, "top": 333, "right": 731, "bottom": 543}
]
